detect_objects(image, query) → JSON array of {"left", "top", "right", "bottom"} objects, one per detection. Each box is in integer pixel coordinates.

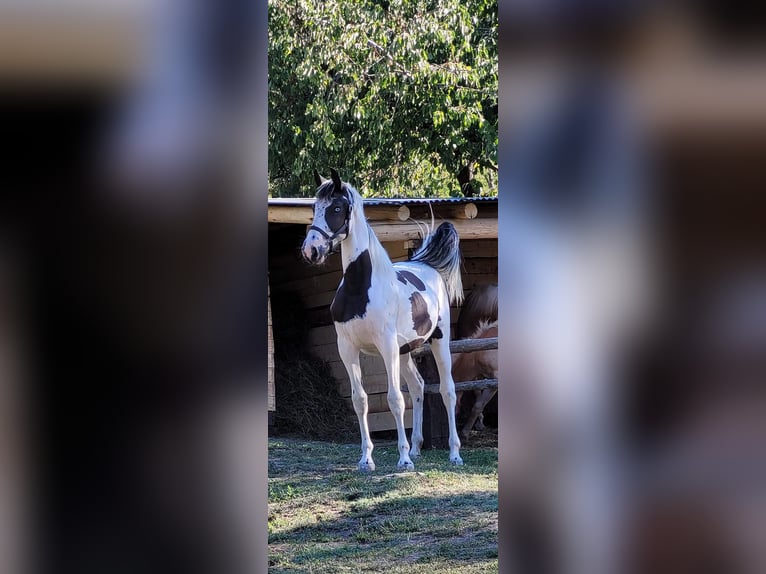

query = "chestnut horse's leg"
[{"left": 461, "top": 388, "right": 497, "bottom": 440}]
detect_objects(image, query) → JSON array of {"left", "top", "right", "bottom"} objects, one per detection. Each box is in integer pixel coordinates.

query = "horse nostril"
[{"left": 311, "top": 246, "right": 318, "bottom": 261}]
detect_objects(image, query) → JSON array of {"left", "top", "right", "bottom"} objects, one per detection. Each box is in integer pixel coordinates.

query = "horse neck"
[
  {"left": 340, "top": 221, "right": 393, "bottom": 277},
  {"left": 339, "top": 225, "right": 368, "bottom": 272}
]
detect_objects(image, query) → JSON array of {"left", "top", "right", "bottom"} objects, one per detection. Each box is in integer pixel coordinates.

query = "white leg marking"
[
  {"left": 400, "top": 354, "right": 424, "bottom": 459},
  {"left": 431, "top": 335, "right": 463, "bottom": 465},
  {"left": 381, "top": 337, "right": 413, "bottom": 471},
  {"left": 338, "top": 338, "right": 374, "bottom": 472}
]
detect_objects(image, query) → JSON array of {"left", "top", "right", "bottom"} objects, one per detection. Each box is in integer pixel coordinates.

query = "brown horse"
[{"left": 453, "top": 284, "right": 498, "bottom": 438}]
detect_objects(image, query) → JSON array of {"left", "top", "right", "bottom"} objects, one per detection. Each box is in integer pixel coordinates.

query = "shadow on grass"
[
  {"left": 269, "top": 439, "right": 498, "bottom": 570},
  {"left": 270, "top": 493, "right": 497, "bottom": 571}
]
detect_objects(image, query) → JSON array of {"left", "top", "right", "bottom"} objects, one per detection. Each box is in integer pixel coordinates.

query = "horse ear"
[
  {"left": 330, "top": 168, "right": 342, "bottom": 193},
  {"left": 313, "top": 169, "right": 327, "bottom": 187}
]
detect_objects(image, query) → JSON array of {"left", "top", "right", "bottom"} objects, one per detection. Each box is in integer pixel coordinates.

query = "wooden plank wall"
[{"left": 269, "top": 233, "right": 497, "bottom": 433}]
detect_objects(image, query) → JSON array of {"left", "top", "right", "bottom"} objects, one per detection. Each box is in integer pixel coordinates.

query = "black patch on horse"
[
  {"left": 395, "top": 270, "right": 426, "bottom": 291},
  {"left": 399, "top": 338, "right": 425, "bottom": 355},
  {"left": 323, "top": 195, "right": 350, "bottom": 232},
  {"left": 409, "top": 292, "right": 432, "bottom": 336},
  {"left": 428, "top": 326, "right": 443, "bottom": 341},
  {"left": 331, "top": 250, "right": 372, "bottom": 323}
]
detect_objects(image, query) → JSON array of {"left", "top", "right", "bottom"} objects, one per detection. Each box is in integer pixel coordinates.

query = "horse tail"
[{"left": 409, "top": 221, "right": 464, "bottom": 305}]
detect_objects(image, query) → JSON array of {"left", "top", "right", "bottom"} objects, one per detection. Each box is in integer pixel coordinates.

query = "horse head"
[{"left": 302, "top": 168, "right": 354, "bottom": 265}]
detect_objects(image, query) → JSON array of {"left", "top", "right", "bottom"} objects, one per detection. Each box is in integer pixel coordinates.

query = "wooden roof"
[{"left": 268, "top": 197, "right": 499, "bottom": 242}]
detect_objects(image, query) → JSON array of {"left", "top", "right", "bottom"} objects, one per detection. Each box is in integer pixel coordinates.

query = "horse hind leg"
[
  {"left": 461, "top": 388, "right": 497, "bottom": 440},
  {"left": 400, "top": 354, "right": 424, "bottom": 459},
  {"left": 473, "top": 390, "right": 486, "bottom": 430},
  {"left": 431, "top": 335, "right": 463, "bottom": 465},
  {"left": 338, "top": 339, "right": 375, "bottom": 472}
]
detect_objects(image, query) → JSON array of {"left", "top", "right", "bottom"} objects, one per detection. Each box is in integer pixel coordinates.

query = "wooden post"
[{"left": 416, "top": 353, "right": 450, "bottom": 449}]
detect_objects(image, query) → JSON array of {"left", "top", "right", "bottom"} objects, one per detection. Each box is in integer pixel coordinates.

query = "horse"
[
  {"left": 301, "top": 168, "right": 464, "bottom": 471},
  {"left": 454, "top": 284, "right": 498, "bottom": 437},
  {"left": 453, "top": 321, "right": 498, "bottom": 439}
]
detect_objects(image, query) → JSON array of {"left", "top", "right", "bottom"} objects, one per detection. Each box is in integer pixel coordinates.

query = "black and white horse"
[{"left": 302, "top": 169, "right": 464, "bottom": 471}]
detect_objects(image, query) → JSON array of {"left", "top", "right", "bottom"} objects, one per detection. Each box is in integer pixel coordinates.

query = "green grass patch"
[{"left": 269, "top": 438, "right": 498, "bottom": 573}]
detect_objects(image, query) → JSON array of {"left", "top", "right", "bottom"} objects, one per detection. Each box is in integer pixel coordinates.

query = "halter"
[
  {"left": 309, "top": 198, "right": 352, "bottom": 253},
  {"left": 308, "top": 222, "right": 348, "bottom": 253}
]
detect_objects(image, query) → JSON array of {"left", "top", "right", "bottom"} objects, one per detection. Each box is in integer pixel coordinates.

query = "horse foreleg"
[
  {"left": 381, "top": 338, "right": 413, "bottom": 470},
  {"left": 338, "top": 339, "right": 374, "bottom": 472},
  {"left": 400, "top": 354, "right": 424, "bottom": 459},
  {"left": 431, "top": 336, "right": 463, "bottom": 465}
]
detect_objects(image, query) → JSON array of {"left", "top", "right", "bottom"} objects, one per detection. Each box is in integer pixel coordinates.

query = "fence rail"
[
  {"left": 409, "top": 336, "right": 497, "bottom": 357},
  {"left": 425, "top": 378, "right": 497, "bottom": 394},
  {"left": 404, "top": 336, "right": 498, "bottom": 394}
]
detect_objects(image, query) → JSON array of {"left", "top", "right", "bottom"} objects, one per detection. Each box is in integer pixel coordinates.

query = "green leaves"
[{"left": 269, "top": 0, "right": 497, "bottom": 198}]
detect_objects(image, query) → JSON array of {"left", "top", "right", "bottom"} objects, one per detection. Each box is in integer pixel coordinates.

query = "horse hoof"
[
  {"left": 450, "top": 456, "right": 464, "bottom": 466},
  {"left": 397, "top": 461, "right": 415, "bottom": 472},
  {"left": 409, "top": 450, "right": 421, "bottom": 459},
  {"left": 358, "top": 461, "right": 375, "bottom": 472}
]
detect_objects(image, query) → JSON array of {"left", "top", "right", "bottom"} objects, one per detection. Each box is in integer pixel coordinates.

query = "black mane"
[{"left": 315, "top": 180, "right": 353, "bottom": 202}]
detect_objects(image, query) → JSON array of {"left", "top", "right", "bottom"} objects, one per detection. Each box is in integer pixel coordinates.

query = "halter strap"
[
  {"left": 309, "top": 221, "right": 349, "bottom": 253},
  {"left": 309, "top": 195, "right": 353, "bottom": 253}
]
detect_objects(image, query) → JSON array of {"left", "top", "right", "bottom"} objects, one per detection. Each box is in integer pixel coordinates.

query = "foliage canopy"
[{"left": 268, "top": 0, "right": 498, "bottom": 198}]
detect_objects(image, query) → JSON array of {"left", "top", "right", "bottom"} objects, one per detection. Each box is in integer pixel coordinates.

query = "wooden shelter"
[{"left": 268, "top": 197, "right": 498, "bottom": 433}]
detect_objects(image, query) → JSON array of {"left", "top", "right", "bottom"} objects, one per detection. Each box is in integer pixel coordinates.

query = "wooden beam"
[
  {"left": 267, "top": 204, "right": 412, "bottom": 224},
  {"left": 403, "top": 202, "right": 488, "bottom": 221},
  {"left": 362, "top": 205, "right": 411, "bottom": 221},
  {"left": 413, "top": 378, "right": 498, "bottom": 394},
  {"left": 410, "top": 336, "right": 498, "bottom": 358},
  {"left": 460, "top": 239, "right": 498, "bottom": 258},
  {"left": 268, "top": 205, "right": 312, "bottom": 224},
  {"left": 371, "top": 218, "right": 497, "bottom": 242},
  {"left": 368, "top": 409, "right": 413, "bottom": 432},
  {"left": 268, "top": 202, "right": 496, "bottom": 225}
]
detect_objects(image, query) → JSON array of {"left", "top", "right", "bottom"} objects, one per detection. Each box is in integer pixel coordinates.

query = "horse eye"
[{"left": 334, "top": 206, "right": 341, "bottom": 213}]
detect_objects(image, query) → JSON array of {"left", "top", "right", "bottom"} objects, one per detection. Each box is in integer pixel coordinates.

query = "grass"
[{"left": 268, "top": 438, "right": 498, "bottom": 573}]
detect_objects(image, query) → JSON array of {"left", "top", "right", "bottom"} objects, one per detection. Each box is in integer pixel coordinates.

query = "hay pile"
[{"left": 271, "top": 290, "right": 356, "bottom": 440}]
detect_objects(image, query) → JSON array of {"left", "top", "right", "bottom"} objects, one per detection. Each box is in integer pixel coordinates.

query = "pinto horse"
[{"left": 302, "top": 169, "right": 464, "bottom": 471}]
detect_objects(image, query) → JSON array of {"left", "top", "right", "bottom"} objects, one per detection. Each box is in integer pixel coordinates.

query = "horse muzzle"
[{"left": 301, "top": 239, "right": 330, "bottom": 265}]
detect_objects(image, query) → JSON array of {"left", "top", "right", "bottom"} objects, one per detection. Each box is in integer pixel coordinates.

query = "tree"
[{"left": 268, "top": 0, "right": 497, "bottom": 198}]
